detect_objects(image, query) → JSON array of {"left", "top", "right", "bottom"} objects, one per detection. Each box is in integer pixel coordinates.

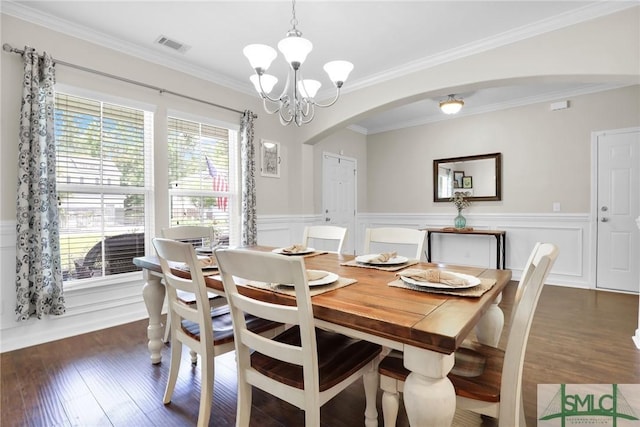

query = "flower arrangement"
[{"left": 450, "top": 191, "right": 471, "bottom": 212}]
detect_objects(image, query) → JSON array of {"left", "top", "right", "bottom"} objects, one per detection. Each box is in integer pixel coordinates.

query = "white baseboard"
[{"left": 0, "top": 300, "right": 149, "bottom": 352}]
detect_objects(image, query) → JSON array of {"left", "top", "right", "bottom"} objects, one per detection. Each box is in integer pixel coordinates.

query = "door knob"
[
  {"left": 601, "top": 217, "right": 609, "bottom": 222},
  {"left": 325, "top": 218, "right": 331, "bottom": 222},
  {"left": 601, "top": 206, "right": 608, "bottom": 212}
]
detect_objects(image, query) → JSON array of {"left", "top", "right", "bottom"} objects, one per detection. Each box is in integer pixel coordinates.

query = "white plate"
[
  {"left": 279, "top": 271, "right": 339, "bottom": 287},
  {"left": 400, "top": 272, "right": 481, "bottom": 289},
  {"left": 180, "top": 263, "right": 218, "bottom": 271},
  {"left": 180, "top": 256, "right": 218, "bottom": 271},
  {"left": 355, "top": 254, "right": 409, "bottom": 265},
  {"left": 180, "top": 264, "right": 218, "bottom": 271},
  {"left": 272, "top": 247, "right": 316, "bottom": 256},
  {"left": 195, "top": 247, "right": 214, "bottom": 255}
]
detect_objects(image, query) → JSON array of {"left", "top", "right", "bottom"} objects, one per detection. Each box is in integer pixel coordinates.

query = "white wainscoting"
[
  {"left": 258, "top": 212, "right": 592, "bottom": 289},
  {"left": 0, "top": 212, "right": 591, "bottom": 351},
  {"left": 0, "top": 221, "right": 149, "bottom": 352}
]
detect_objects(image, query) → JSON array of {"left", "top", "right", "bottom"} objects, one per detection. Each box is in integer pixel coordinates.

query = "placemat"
[
  {"left": 388, "top": 277, "right": 496, "bottom": 297},
  {"left": 174, "top": 265, "right": 219, "bottom": 276},
  {"left": 246, "top": 277, "right": 357, "bottom": 297},
  {"left": 301, "top": 250, "right": 329, "bottom": 258},
  {"left": 340, "top": 258, "right": 419, "bottom": 272},
  {"left": 273, "top": 250, "right": 329, "bottom": 258}
]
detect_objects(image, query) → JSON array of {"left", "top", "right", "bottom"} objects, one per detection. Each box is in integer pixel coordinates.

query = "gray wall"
[{"left": 366, "top": 86, "right": 640, "bottom": 214}]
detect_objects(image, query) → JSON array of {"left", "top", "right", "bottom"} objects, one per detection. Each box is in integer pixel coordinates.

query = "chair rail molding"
[
  {"left": 358, "top": 212, "right": 589, "bottom": 288},
  {"left": 0, "top": 212, "right": 594, "bottom": 351},
  {"left": 257, "top": 212, "right": 591, "bottom": 288}
]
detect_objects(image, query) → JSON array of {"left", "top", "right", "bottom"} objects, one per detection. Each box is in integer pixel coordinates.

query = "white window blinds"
[
  {"left": 55, "top": 93, "right": 152, "bottom": 281},
  {"left": 167, "top": 116, "right": 235, "bottom": 245}
]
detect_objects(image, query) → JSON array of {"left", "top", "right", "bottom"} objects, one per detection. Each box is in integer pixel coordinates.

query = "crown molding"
[
  {"left": 1, "top": 1, "right": 256, "bottom": 96},
  {"left": 3, "top": 1, "right": 636, "bottom": 101},
  {"left": 340, "top": 1, "right": 638, "bottom": 95}
]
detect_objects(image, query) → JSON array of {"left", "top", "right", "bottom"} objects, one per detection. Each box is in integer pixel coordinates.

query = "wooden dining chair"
[
  {"left": 363, "top": 227, "right": 426, "bottom": 260},
  {"left": 152, "top": 238, "right": 283, "bottom": 427},
  {"left": 214, "top": 248, "right": 383, "bottom": 427},
  {"left": 302, "top": 225, "right": 348, "bottom": 253},
  {"left": 378, "top": 242, "right": 558, "bottom": 427},
  {"left": 161, "top": 225, "right": 222, "bottom": 343}
]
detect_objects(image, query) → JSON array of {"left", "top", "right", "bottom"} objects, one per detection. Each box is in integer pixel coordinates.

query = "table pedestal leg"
[
  {"left": 403, "top": 346, "right": 456, "bottom": 426},
  {"left": 475, "top": 292, "right": 504, "bottom": 347},
  {"left": 142, "top": 271, "right": 165, "bottom": 364},
  {"left": 363, "top": 363, "right": 380, "bottom": 427}
]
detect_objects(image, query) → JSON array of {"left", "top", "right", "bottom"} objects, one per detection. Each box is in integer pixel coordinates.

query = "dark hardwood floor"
[{"left": 2, "top": 282, "right": 639, "bottom": 426}]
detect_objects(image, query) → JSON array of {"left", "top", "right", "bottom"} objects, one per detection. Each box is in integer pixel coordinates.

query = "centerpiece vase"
[{"left": 454, "top": 209, "right": 466, "bottom": 229}]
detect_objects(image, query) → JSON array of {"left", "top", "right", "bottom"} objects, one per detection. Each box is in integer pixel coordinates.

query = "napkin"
[
  {"left": 398, "top": 268, "right": 467, "bottom": 287},
  {"left": 281, "top": 244, "right": 307, "bottom": 254},
  {"left": 306, "top": 270, "right": 329, "bottom": 281},
  {"left": 197, "top": 256, "right": 217, "bottom": 268},
  {"left": 367, "top": 251, "right": 397, "bottom": 263}
]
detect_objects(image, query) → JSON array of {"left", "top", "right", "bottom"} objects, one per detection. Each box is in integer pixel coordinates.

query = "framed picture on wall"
[
  {"left": 463, "top": 176, "right": 473, "bottom": 189},
  {"left": 453, "top": 171, "right": 464, "bottom": 188},
  {"left": 260, "top": 139, "right": 280, "bottom": 178}
]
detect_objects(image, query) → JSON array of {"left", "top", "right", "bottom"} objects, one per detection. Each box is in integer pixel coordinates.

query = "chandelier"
[
  {"left": 439, "top": 94, "right": 465, "bottom": 115},
  {"left": 243, "top": 0, "right": 353, "bottom": 126}
]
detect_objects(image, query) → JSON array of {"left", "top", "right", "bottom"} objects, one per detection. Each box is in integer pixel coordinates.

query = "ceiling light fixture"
[
  {"left": 439, "top": 94, "right": 465, "bottom": 115},
  {"left": 243, "top": 0, "right": 353, "bottom": 126}
]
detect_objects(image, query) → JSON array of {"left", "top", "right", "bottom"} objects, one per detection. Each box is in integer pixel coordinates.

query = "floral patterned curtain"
[
  {"left": 15, "top": 47, "right": 66, "bottom": 320},
  {"left": 240, "top": 110, "right": 257, "bottom": 246}
]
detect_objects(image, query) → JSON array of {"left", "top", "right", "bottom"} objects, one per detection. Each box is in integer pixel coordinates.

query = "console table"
[{"left": 424, "top": 228, "right": 506, "bottom": 269}]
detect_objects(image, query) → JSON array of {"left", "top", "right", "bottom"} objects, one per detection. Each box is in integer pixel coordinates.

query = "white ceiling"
[{"left": 3, "top": 1, "right": 636, "bottom": 133}]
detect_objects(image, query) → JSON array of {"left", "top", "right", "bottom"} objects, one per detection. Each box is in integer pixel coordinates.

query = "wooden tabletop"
[{"left": 134, "top": 246, "right": 511, "bottom": 355}]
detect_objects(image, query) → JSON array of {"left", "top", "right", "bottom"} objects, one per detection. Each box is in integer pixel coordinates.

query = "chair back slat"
[
  {"left": 215, "top": 249, "right": 323, "bottom": 417},
  {"left": 161, "top": 225, "right": 216, "bottom": 247},
  {"left": 152, "top": 238, "right": 214, "bottom": 345},
  {"left": 233, "top": 293, "right": 299, "bottom": 325},
  {"left": 499, "top": 243, "right": 558, "bottom": 427},
  {"left": 364, "top": 227, "right": 426, "bottom": 260},
  {"left": 216, "top": 249, "right": 382, "bottom": 426},
  {"left": 302, "top": 225, "right": 348, "bottom": 254},
  {"left": 215, "top": 248, "right": 317, "bottom": 362}
]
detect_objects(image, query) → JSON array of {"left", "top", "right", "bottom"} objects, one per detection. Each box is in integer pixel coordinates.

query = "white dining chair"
[
  {"left": 302, "top": 225, "right": 348, "bottom": 254},
  {"left": 160, "top": 225, "right": 223, "bottom": 344},
  {"left": 363, "top": 227, "right": 426, "bottom": 260},
  {"left": 152, "top": 238, "right": 283, "bottom": 427},
  {"left": 378, "top": 242, "right": 559, "bottom": 427},
  {"left": 214, "top": 248, "right": 383, "bottom": 427}
]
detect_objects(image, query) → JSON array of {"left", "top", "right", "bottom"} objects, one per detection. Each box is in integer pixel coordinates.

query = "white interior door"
[
  {"left": 596, "top": 128, "right": 640, "bottom": 293},
  {"left": 322, "top": 153, "right": 356, "bottom": 255}
]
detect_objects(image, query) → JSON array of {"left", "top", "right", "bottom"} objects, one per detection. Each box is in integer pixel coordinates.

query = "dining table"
[{"left": 133, "top": 246, "right": 511, "bottom": 427}]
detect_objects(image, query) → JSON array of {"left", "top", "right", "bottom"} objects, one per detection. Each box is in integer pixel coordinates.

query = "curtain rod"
[{"left": 2, "top": 43, "right": 257, "bottom": 118}]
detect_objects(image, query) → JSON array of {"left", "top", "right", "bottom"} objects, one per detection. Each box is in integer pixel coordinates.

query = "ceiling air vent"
[{"left": 155, "top": 35, "right": 190, "bottom": 53}]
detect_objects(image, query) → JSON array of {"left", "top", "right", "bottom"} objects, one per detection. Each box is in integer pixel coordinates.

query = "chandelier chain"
[
  {"left": 290, "top": 0, "right": 298, "bottom": 30},
  {"left": 243, "top": 0, "right": 352, "bottom": 126}
]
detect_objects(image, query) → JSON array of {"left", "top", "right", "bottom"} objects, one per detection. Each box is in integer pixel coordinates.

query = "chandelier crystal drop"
[{"left": 243, "top": 0, "right": 353, "bottom": 126}]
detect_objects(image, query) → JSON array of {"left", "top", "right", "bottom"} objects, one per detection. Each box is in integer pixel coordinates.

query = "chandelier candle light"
[{"left": 243, "top": 0, "right": 353, "bottom": 126}]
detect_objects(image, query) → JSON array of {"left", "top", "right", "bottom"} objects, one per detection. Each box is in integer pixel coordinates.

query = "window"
[
  {"left": 167, "top": 116, "right": 237, "bottom": 246},
  {"left": 55, "top": 93, "right": 152, "bottom": 282}
]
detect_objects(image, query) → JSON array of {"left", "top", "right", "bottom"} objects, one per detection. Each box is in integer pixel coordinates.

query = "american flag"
[{"left": 205, "top": 156, "right": 228, "bottom": 212}]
